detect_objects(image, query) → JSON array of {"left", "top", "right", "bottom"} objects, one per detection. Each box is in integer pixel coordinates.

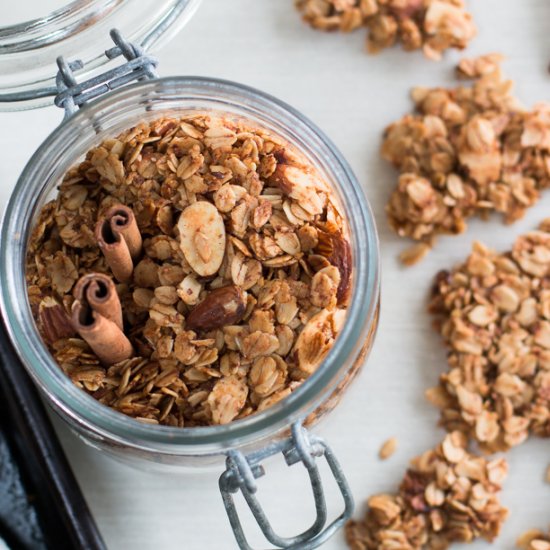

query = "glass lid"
[{"left": 0, "top": 0, "right": 202, "bottom": 111}]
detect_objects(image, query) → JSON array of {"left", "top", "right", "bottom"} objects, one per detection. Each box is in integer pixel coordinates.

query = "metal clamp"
[
  {"left": 54, "top": 29, "right": 159, "bottom": 120},
  {"left": 219, "top": 422, "right": 354, "bottom": 550}
]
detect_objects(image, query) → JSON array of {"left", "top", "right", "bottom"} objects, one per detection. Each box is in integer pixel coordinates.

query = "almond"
[
  {"left": 186, "top": 285, "right": 246, "bottom": 331},
  {"left": 269, "top": 163, "right": 307, "bottom": 196},
  {"left": 39, "top": 297, "right": 76, "bottom": 344},
  {"left": 177, "top": 201, "right": 226, "bottom": 277},
  {"left": 293, "top": 308, "right": 345, "bottom": 374},
  {"left": 269, "top": 163, "right": 324, "bottom": 215},
  {"left": 316, "top": 230, "right": 352, "bottom": 306}
]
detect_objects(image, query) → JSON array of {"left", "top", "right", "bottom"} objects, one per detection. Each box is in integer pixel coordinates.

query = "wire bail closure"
[
  {"left": 219, "top": 421, "right": 354, "bottom": 550},
  {"left": 54, "top": 29, "right": 159, "bottom": 120}
]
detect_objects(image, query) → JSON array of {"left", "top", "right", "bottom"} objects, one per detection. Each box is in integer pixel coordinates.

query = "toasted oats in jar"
[{"left": 26, "top": 113, "right": 355, "bottom": 427}]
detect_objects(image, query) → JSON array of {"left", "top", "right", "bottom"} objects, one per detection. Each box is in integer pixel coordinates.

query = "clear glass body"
[
  {"left": 0, "top": 78, "right": 380, "bottom": 471},
  {"left": 0, "top": 0, "right": 202, "bottom": 110}
]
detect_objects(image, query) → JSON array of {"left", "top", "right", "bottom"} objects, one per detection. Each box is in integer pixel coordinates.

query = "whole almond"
[
  {"left": 39, "top": 297, "right": 76, "bottom": 344},
  {"left": 186, "top": 285, "right": 246, "bottom": 331},
  {"left": 178, "top": 201, "right": 226, "bottom": 277},
  {"left": 316, "top": 230, "right": 352, "bottom": 306}
]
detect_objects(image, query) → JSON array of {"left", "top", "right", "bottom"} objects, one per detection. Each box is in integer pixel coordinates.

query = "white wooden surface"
[{"left": 1, "top": 1, "right": 549, "bottom": 548}]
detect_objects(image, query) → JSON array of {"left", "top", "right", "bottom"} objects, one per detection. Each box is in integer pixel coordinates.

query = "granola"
[
  {"left": 517, "top": 528, "right": 550, "bottom": 550},
  {"left": 379, "top": 437, "right": 398, "bottom": 460},
  {"left": 295, "top": 0, "right": 476, "bottom": 60},
  {"left": 346, "top": 432, "right": 509, "bottom": 550},
  {"left": 384, "top": 55, "right": 550, "bottom": 263},
  {"left": 26, "top": 113, "right": 353, "bottom": 427},
  {"left": 427, "top": 219, "right": 550, "bottom": 452}
]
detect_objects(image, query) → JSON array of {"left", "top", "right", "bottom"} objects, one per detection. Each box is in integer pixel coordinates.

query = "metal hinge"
[{"left": 54, "top": 29, "right": 158, "bottom": 120}]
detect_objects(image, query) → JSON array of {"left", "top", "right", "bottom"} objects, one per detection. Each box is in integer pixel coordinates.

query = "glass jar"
[{"left": 0, "top": 14, "right": 380, "bottom": 549}]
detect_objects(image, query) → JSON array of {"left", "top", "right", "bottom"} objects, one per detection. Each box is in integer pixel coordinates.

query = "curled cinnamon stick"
[
  {"left": 73, "top": 273, "right": 124, "bottom": 330},
  {"left": 71, "top": 273, "right": 133, "bottom": 365},
  {"left": 95, "top": 204, "right": 142, "bottom": 282}
]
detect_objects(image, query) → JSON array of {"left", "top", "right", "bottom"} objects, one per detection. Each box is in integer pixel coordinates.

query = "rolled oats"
[
  {"left": 26, "top": 113, "right": 353, "bottom": 427},
  {"left": 384, "top": 55, "right": 550, "bottom": 263},
  {"left": 295, "top": 0, "right": 476, "bottom": 59},
  {"left": 428, "top": 219, "right": 550, "bottom": 452},
  {"left": 379, "top": 437, "right": 398, "bottom": 460},
  {"left": 346, "top": 432, "right": 509, "bottom": 550}
]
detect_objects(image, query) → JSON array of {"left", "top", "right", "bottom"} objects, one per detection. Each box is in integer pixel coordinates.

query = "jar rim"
[
  {"left": 0, "top": 0, "right": 202, "bottom": 111},
  {"left": 0, "top": 76, "right": 380, "bottom": 453}
]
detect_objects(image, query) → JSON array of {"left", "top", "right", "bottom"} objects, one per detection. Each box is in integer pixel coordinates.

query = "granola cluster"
[
  {"left": 383, "top": 55, "right": 550, "bottom": 264},
  {"left": 295, "top": 0, "right": 476, "bottom": 60},
  {"left": 427, "top": 219, "right": 550, "bottom": 452},
  {"left": 26, "top": 114, "right": 353, "bottom": 427},
  {"left": 346, "top": 431, "right": 509, "bottom": 550},
  {"left": 348, "top": 221, "right": 549, "bottom": 548},
  {"left": 517, "top": 528, "right": 550, "bottom": 550}
]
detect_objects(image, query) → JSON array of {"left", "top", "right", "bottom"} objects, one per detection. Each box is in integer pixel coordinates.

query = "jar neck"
[{"left": 0, "top": 77, "right": 380, "bottom": 454}]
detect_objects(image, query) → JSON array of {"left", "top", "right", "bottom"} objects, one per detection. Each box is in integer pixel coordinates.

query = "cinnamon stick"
[
  {"left": 95, "top": 204, "right": 142, "bottom": 283},
  {"left": 71, "top": 273, "right": 133, "bottom": 365},
  {"left": 73, "top": 273, "right": 123, "bottom": 330}
]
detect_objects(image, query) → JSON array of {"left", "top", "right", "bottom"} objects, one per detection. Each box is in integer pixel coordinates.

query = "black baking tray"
[{"left": 0, "top": 317, "right": 106, "bottom": 550}]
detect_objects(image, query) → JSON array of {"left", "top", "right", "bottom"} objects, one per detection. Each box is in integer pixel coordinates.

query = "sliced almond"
[
  {"left": 177, "top": 201, "right": 226, "bottom": 277},
  {"left": 269, "top": 163, "right": 324, "bottom": 215},
  {"left": 269, "top": 163, "right": 315, "bottom": 196},
  {"left": 294, "top": 308, "right": 344, "bottom": 374}
]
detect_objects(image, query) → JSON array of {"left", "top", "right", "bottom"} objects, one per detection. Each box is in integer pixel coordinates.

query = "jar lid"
[{"left": 0, "top": 0, "right": 202, "bottom": 111}]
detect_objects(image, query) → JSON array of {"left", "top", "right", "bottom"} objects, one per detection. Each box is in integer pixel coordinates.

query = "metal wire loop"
[
  {"left": 54, "top": 28, "right": 159, "bottom": 120},
  {"left": 219, "top": 421, "right": 354, "bottom": 550},
  {"left": 225, "top": 450, "right": 264, "bottom": 494}
]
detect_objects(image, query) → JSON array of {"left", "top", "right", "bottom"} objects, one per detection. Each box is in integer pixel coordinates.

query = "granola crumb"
[
  {"left": 399, "top": 242, "right": 431, "bottom": 266},
  {"left": 27, "top": 113, "right": 353, "bottom": 427},
  {"left": 379, "top": 437, "right": 398, "bottom": 460},
  {"left": 546, "top": 465, "right": 550, "bottom": 484},
  {"left": 346, "top": 432, "right": 509, "bottom": 549},
  {"left": 383, "top": 55, "right": 550, "bottom": 260},
  {"left": 457, "top": 52, "right": 504, "bottom": 79},
  {"left": 517, "top": 528, "right": 550, "bottom": 550},
  {"left": 428, "top": 219, "right": 550, "bottom": 452},
  {"left": 295, "top": 0, "right": 476, "bottom": 59}
]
